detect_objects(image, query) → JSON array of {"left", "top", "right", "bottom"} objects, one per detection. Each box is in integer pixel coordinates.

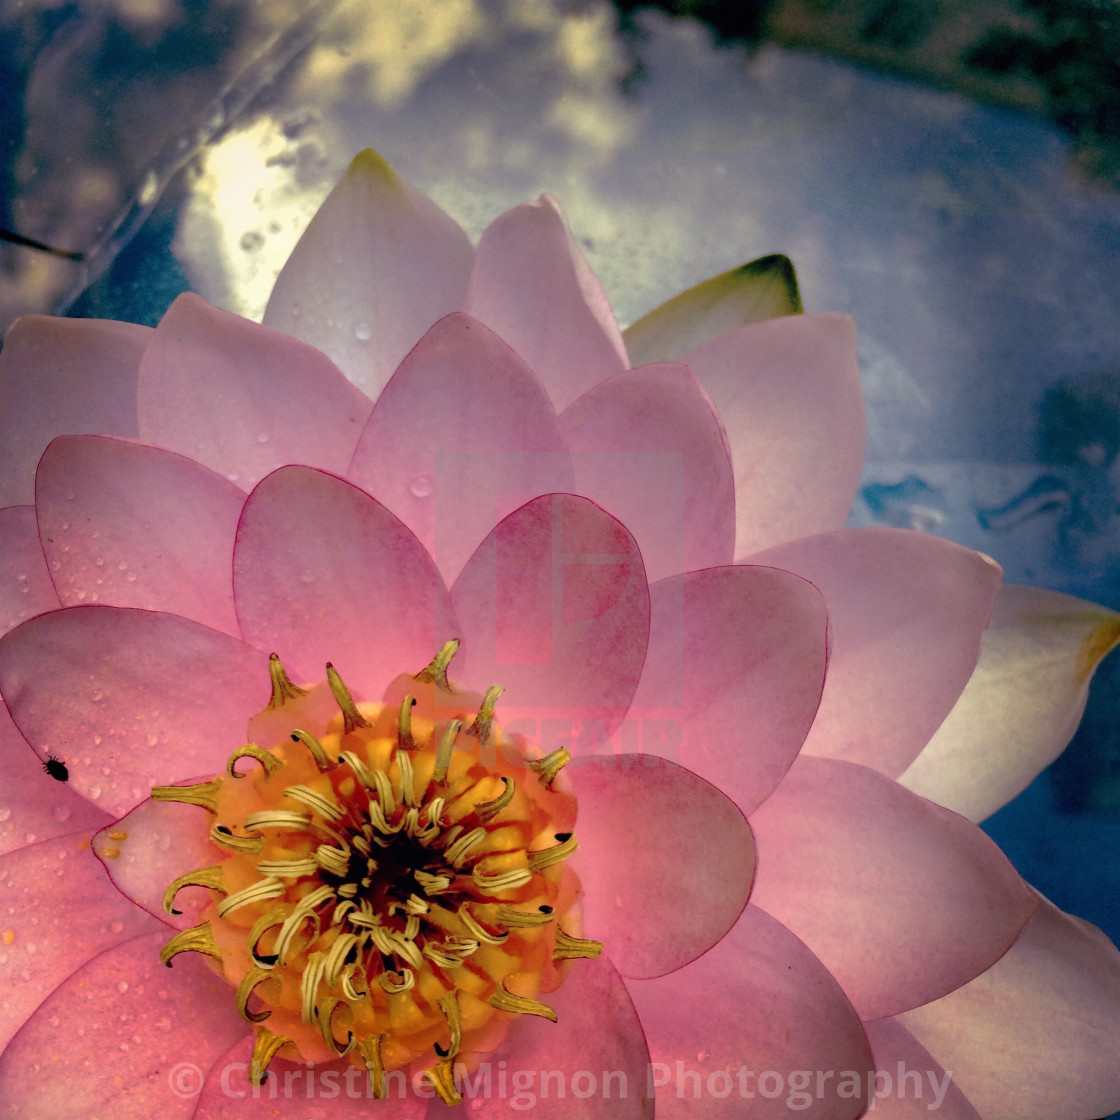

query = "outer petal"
[
  {"left": 0, "top": 505, "right": 59, "bottom": 636},
  {"left": 470, "top": 957, "right": 652, "bottom": 1120},
  {"left": 0, "top": 704, "right": 110, "bottom": 857},
  {"left": 568, "top": 755, "right": 755, "bottom": 978},
  {"left": 898, "top": 896, "right": 1120, "bottom": 1120},
  {"left": 0, "top": 931, "right": 248, "bottom": 1120},
  {"left": 193, "top": 1035, "right": 427, "bottom": 1118},
  {"left": 138, "top": 293, "right": 372, "bottom": 490},
  {"left": 623, "top": 255, "right": 802, "bottom": 364},
  {"left": 751, "top": 529, "right": 1002, "bottom": 776},
  {"left": 748, "top": 756, "right": 1037, "bottom": 1019},
  {"left": 92, "top": 798, "right": 217, "bottom": 931},
  {"left": 263, "top": 149, "right": 474, "bottom": 399},
  {"left": 859, "top": 1019, "right": 980, "bottom": 1120},
  {"left": 558, "top": 363, "right": 735, "bottom": 583},
  {"left": 233, "top": 466, "right": 459, "bottom": 698},
  {"left": 628, "top": 565, "right": 828, "bottom": 813},
  {"left": 450, "top": 494, "right": 649, "bottom": 754},
  {"left": 36, "top": 436, "right": 244, "bottom": 636},
  {"left": 627, "top": 905, "right": 873, "bottom": 1120},
  {"left": 900, "top": 584, "right": 1120, "bottom": 821},
  {"left": 464, "top": 197, "right": 628, "bottom": 412},
  {"left": 0, "top": 606, "right": 271, "bottom": 817},
  {"left": 347, "top": 313, "right": 574, "bottom": 586},
  {"left": 682, "top": 313, "right": 865, "bottom": 557},
  {"left": 0, "top": 835, "right": 160, "bottom": 1053},
  {"left": 0, "top": 315, "right": 148, "bottom": 506}
]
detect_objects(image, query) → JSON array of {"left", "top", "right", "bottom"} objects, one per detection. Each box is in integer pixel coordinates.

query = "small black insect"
[{"left": 43, "top": 755, "right": 69, "bottom": 782}]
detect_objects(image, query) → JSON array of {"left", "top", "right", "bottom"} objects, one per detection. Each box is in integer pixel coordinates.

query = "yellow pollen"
[{"left": 157, "top": 647, "right": 599, "bottom": 1096}]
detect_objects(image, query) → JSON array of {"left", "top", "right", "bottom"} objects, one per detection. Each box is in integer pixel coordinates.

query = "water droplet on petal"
[
  {"left": 240, "top": 230, "right": 264, "bottom": 252},
  {"left": 89, "top": 786, "right": 101, "bottom": 800},
  {"left": 353, "top": 322, "right": 371, "bottom": 342},
  {"left": 53, "top": 804, "right": 72, "bottom": 822},
  {"left": 0, "top": 808, "right": 9, "bottom": 822},
  {"left": 89, "top": 688, "right": 104, "bottom": 702},
  {"left": 299, "top": 570, "right": 315, "bottom": 584},
  {"left": 409, "top": 475, "right": 433, "bottom": 498},
  {"left": 256, "top": 432, "right": 269, "bottom": 444},
  {"left": 109, "top": 920, "right": 124, "bottom": 934},
  {"left": 117, "top": 980, "right": 128, "bottom": 994}
]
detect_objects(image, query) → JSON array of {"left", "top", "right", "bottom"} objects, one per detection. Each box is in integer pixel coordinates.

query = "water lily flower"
[{"left": 0, "top": 150, "right": 1118, "bottom": 1120}]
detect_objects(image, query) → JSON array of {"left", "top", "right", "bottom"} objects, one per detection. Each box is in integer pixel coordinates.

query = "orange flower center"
[{"left": 154, "top": 643, "right": 599, "bottom": 1105}]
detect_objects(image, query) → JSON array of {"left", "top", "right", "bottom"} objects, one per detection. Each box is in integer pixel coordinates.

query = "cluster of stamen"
[{"left": 154, "top": 643, "right": 599, "bottom": 1104}]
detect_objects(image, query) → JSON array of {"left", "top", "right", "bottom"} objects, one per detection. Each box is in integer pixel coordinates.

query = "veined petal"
[
  {"left": 558, "top": 363, "right": 735, "bottom": 583},
  {"left": 450, "top": 494, "right": 649, "bottom": 754},
  {"left": 682, "top": 313, "right": 865, "bottom": 558},
  {"left": 138, "top": 294, "right": 372, "bottom": 491},
  {"left": 629, "top": 565, "right": 828, "bottom": 813},
  {"left": 0, "top": 932, "right": 248, "bottom": 1120},
  {"left": 860, "top": 1019, "right": 981, "bottom": 1120},
  {"left": 263, "top": 149, "right": 474, "bottom": 400},
  {"left": 36, "top": 436, "right": 244, "bottom": 637},
  {"left": 0, "top": 315, "right": 148, "bottom": 506},
  {"left": 748, "top": 757, "right": 1037, "bottom": 1019},
  {"left": 623, "top": 254, "right": 802, "bottom": 364},
  {"left": 464, "top": 196, "right": 628, "bottom": 412},
  {"left": 233, "top": 466, "right": 459, "bottom": 698},
  {"left": 0, "top": 704, "right": 109, "bottom": 857},
  {"left": 569, "top": 755, "right": 754, "bottom": 978},
  {"left": 348, "top": 313, "right": 574, "bottom": 586},
  {"left": 898, "top": 896, "right": 1120, "bottom": 1120},
  {"left": 627, "top": 905, "right": 873, "bottom": 1120},
  {"left": 751, "top": 529, "right": 1002, "bottom": 776},
  {"left": 899, "top": 584, "right": 1120, "bottom": 821},
  {"left": 0, "top": 606, "right": 271, "bottom": 817},
  {"left": 92, "top": 798, "right": 220, "bottom": 931},
  {"left": 0, "top": 835, "right": 161, "bottom": 1054},
  {"left": 471, "top": 957, "right": 652, "bottom": 1120},
  {"left": 0, "top": 505, "right": 59, "bottom": 637}
]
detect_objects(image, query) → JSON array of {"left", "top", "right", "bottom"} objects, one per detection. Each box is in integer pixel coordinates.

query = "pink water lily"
[{"left": 0, "top": 150, "right": 1118, "bottom": 1119}]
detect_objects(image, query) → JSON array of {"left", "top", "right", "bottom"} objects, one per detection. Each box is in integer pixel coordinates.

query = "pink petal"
[
  {"left": 193, "top": 1035, "right": 428, "bottom": 1119},
  {"left": 450, "top": 494, "right": 649, "bottom": 754},
  {"left": 347, "top": 313, "right": 574, "bottom": 585},
  {"left": 0, "top": 703, "right": 110, "bottom": 857},
  {"left": 464, "top": 197, "right": 628, "bottom": 412},
  {"left": 748, "top": 757, "right": 1037, "bottom": 1019},
  {"left": 137, "top": 293, "right": 372, "bottom": 491},
  {"left": 628, "top": 565, "right": 828, "bottom": 812},
  {"left": 682, "top": 313, "right": 865, "bottom": 558},
  {"left": 751, "top": 529, "right": 1002, "bottom": 776},
  {"left": 898, "top": 896, "right": 1120, "bottom": 1120},
  {"left": 36, "top": 436, "right": 244, "bottom": 636},
  {"left": 623, "top": 255, "right": 803, "bottom": 365},
  {"left": 0, "top": 931, "right": 248, "bottom": 1120},
  {"left": 0, "top": 505, "right": 59, "bottom": 636},
  {"left": 263, "top": 149, "right": 474, "bottom": 399},
  {"left": 627, "top": 905, "right": 874, "bottom": 1120},
  {"left": 233, "top": 466, "right": 459, "bottom": 698},
  {"left": 900, "top": 584, "right": 1120, "bottom": 821},
  {"left": 0, "top": 606, "right": 271, "bottom": 817},
  {"left": 558, "top": 363, "right": 735, "bottom": 583},
  {"left": 471, "top": 957, "right": 652, "bottom": 1120},
  {"left": 568, "top": 755, "right": 754, "bottom": 978},
  {"left": 860, "top": 1019, "right": 980, "bottom": 1120},
  {"left": 92, "top": 798, "right": 218, "bottom": 931},
  {"left": 0, "top": 315, "right": 149, "bottom": 506},
  {"left": 0, "top": 835, "right": 161, "bottom": 1054}
]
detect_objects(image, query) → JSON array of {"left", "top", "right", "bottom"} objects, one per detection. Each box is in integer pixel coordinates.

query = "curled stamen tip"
[{"left": 326, "top": 663, "right": 371, "bottom": 732}]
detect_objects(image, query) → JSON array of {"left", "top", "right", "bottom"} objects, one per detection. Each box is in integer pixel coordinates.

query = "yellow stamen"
[
  {"left": 552, "top": 927, "right": 603, "bottom": 961},
  {"left": 495, "top": 904, "right": 554, "bottom": 928},
  {"left": 475, "top": 776, "right": 516, "bottom": 822},
  {"left": 527, "top": 747, "right": 571, "bottom": 789},
  {"left": 468, "top": 684, "right": 504, "bottom": 745},
  {"left": 528, "top": 832, "right": 579, "bottom": 872},
  {"left": 415, "top": 639, "right": 459, "bottom": 691},
  {"left": 398, "top": 695, "right": 417, "bottom": 750},
  {"left": 426, "top": 1059, "right": 463, "bottom": 1106},
  {"left": 267, "top": 652, "right": 307, "bottom": 709},
  {"left": 236, "top": 965, "right": 279, "bottom": 1022},
  {"left": 216, "top": 876, "right": 286, "bottom": 919},
  {"left": 160, "top": 923, "right": 222, "bottom": 967},
  {"left": 150, "top": 778, "right": 222, "bottom": 812},
  {"left": 226, "top": 743, "right": 283, "bottom": 780},
  {"left": 326, "top": 663, "right": 371, "bottom": 732},
  {"left": 357, "top": 1035, "right": 388, "bottom": 1099},
  {"left": 162, "top": 865, "right": 226, "bottom": 915},
  {"left": 289, "top": 729, "right": 336, "bottom": 771},
  {"left": 250, "top": 1026, "right": 292, "bottom": 1085},
  {"left": 432, "top": 720, "right": 462, "bottom": 784},
  {"left": 488, "top": 978, "right": 557, "bottom": 1022}
]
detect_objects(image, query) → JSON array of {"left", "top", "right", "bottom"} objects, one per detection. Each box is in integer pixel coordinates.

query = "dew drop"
[
  {"left": 117, "top": 560, "right": 128, "bottom": 571},
  {"left": 53, "top": 804, "right": 72, "bottom": 822},
  {"left": 24, "top": 943, "right": 36, "bottom": 955},
  {"left": 146, "top": 734, "right": 158, "bottom": 747},
  {"left": 117, "top": 980, "right": 129, "bottom": 994},
  {"left": 256, "top": 432, "right": 269, "bottom": 444},
  {"left": 109, "top": 920, "right": 124, "bottom": 934},
  {"left": 0, "top": 808, "right": 9, "bottom": 823},
  {"left": 92, "top": 735, "right": 101, "bottom": 746},
  {"left": 89, "top": 786, "right": 102, "bottom": 800},
  {"left": 299, "top": 570, "right": 316, "bottom": 584},
  {"left": 353, "top": 322, "right": 371, "bottom": 342},
  {"left": 240, "top": 230, "right": 264, "bottom": 252},
  {"left": 409, "top": 475, "right": 434, "bottom": 498},
  {"left": 125, "top": 571, "right": 137, "bottom": 582}
]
